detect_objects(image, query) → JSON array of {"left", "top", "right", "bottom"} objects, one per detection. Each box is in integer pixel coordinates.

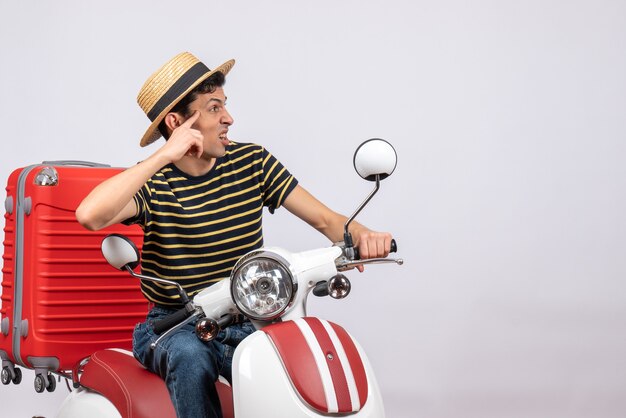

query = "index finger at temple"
[{"left": 181, "top": 111, "right": 200, "bottom": 127}]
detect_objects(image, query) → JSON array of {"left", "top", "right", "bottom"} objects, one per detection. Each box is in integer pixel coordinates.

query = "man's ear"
[{"left": 164, "top": 113, "right": 181, "bottom": 134}]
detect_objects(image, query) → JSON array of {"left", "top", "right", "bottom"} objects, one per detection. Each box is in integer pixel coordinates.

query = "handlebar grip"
[
  {"left": 353, "top": 238, "right": 397, "bottom": 260},
  {"left": 217, "top": 314, "right": 234, "bottom": 329},
  {"left": 313, "top": 281, "right": 330, "bottom": 297},
  {"left": 153, "top": 307, "right": 192, "bottom": 335}
]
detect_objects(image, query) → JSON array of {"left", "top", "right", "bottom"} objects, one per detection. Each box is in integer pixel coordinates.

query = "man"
[{"left": 76, "top": 52, "right": 392, "bottom": 418}]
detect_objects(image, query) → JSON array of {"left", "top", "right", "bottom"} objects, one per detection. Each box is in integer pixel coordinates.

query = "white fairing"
[
  {"left": 232, "top": 331, "right": 386, "bottom": 418},
  {"left": 194, "top": 246, "right": 342, "bottom": 326},
  {"left": 193, "top": 277, "right": 238, "bottom": 319},
  {"left": 265, "top": 246, "right": 343, "bottom": 321},
  {"left": 55, "top": 387, "right": 121, "bottom": 418},
  {"left": 354, "top": 139, "right": 397, "bottom": 180}
]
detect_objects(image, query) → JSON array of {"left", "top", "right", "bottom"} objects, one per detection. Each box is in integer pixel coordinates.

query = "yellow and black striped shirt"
[{"left": 124, "top": 142, "right": 298, "bottom": 307}]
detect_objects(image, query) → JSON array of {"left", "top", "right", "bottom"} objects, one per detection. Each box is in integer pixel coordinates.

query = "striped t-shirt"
[{"left": 124, "top": 142, "right": 298, "bottom": 307}]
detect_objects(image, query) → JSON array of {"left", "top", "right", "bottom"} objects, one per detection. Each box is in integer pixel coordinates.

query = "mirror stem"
[
  {"left": 343, "top": 174, "right": 380, "bottom": 256},
  {"left": 124, "top": 265, "right": 191, "bottom": 305}
]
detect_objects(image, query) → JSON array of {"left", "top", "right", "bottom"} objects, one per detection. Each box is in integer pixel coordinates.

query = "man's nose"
[{"left": 222, "top": 109, "right": 234, "bottom": 126}]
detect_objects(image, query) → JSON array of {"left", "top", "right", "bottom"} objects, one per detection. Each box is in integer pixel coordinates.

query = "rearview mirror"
[
  {"left": 342, "top": 138, "right": 397, "bottom": 258},
  {"left": 101, "top": 234, "right": 140, "bottom": 270},
  {"left": 353, "top": 138, "right": 397, "bottom": 181}
]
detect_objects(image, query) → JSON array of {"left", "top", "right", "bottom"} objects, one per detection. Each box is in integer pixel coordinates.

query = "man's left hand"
[{"left": 352, "top": 228, "right": 393, "bottom": 272}]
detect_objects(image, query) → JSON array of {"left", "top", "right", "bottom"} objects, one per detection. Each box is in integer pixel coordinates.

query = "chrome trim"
[
  {"left": 229, "top": 251, "right": 297, "bottom": 321},
  {"left": 125, "top": 265, "right": 190, "bottom": 304},
  {"left": 150, "top": 310, "right": 202, "bottom": 350},
  {"left": 337, "top": 257, "right": 404, "bottom": 271},
  {"left": 344, "top": 174, "right": 380, "bottom": 237}
]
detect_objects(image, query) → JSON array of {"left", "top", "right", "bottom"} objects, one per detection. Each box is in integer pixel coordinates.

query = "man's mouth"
[{"left": 219, "top": 132, "right": 229, "bottom": 145}]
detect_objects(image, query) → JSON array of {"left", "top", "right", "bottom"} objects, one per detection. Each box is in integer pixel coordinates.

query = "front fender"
[{"left": 232, "top": 317, "right": 385, "bottom": 418}]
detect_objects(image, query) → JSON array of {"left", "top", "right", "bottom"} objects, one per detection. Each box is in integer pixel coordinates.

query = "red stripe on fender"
[
  {"left": 303, "top": 317, "right": 353, "bottom": 412},
  {"left": 330, "top": 322, "right": 369, "bottom": 408},
  {"left": 262, "top": 321, "right": 327, "bottom": 412}
]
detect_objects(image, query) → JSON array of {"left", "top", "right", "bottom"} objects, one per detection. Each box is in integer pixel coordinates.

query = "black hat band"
[{"left": 147, "top": 61, "right": 210, "bottom": 122}]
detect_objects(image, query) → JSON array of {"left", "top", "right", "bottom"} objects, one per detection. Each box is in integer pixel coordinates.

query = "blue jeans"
[{"left": 133, "top": 306, "right": 255, "bottom": 418}]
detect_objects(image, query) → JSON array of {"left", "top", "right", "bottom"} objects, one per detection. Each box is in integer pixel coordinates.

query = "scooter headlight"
[{"left": 230, "top": 251, "right": 295, "bottom": 321}]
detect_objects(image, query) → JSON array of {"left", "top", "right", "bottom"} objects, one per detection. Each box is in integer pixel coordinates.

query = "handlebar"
[
  {"left": 153, "top": 307, "right": 194, "bottom": 335},
  {"left": 336, "top": 238, "right": 402, "bottom": 272},
  {"left": 148, "top": 240, "right": 399, "bottom": 330},
  {"left": 313, "top": 281, "right": 330, "bottom": 297},
  {"left": 353, "top": 238, "right": 397, "bottom": 260}
]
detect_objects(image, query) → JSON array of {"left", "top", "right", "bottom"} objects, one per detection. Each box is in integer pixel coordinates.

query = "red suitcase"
[{"left": 0, "top": 161, "right": 146, "bottom": 392}]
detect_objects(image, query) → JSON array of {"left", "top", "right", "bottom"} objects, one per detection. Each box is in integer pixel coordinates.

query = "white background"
[{"left": 1, "top": 1, "right": 625, "bottom": 417}]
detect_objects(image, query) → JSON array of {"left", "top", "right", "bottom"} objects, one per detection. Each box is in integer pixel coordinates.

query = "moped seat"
[{"left": 79, "top": 349, "right": 234, "bottom": 418}]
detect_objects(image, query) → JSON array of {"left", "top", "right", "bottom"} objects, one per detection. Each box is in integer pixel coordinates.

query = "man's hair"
[{"left": 158, "top": 71, "right": 226, "bottom": 139}]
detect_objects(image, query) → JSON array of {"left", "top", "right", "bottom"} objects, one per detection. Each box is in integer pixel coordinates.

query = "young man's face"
[{"left": 185, "top": 87, "right": 234, "bottom": 159}]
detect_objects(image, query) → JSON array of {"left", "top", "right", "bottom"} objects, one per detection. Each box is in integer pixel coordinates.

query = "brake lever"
[
  {"left": 336, "top": 257, "right": 404, "bottom": 272},
  {"left": 334, "top": 238, "right": 401, "bottom": 271},
  {"left": 150, "top": 309, "right": 202, "bottom": 350}
]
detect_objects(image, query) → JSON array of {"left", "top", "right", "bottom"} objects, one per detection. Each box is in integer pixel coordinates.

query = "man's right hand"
[
  {"left": 77, "top": 111, "right": 205, "bottom": 231},
  {"left": 156, "top": 111, "right": 204, "bottom": 163}
]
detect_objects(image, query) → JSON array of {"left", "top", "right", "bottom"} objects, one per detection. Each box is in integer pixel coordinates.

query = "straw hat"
[{"left": 137, "top": 52, "right": 235, "bottom": 147}]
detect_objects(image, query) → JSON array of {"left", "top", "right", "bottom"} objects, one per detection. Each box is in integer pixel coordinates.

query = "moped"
[{"left": 55, "top": 138, "right": 403, "bottom": 418}]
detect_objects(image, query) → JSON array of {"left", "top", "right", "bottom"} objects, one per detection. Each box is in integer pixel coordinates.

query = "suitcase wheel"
[
  {"left": 1, "top": 367, "right": 10, "bottom": 385},
  {"left": 1, "top": 366, "right": 21, "bottom": 385},
  {"left": 34, "top": 372, "right": 56, "bottom": 393},
  {"left": 12, "top": 367, "right": 22, "bottom": 384}
]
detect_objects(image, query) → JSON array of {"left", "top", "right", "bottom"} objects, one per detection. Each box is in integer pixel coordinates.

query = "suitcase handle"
[{"left": 41, "top": 160, "right": 111, "bottom": 168}]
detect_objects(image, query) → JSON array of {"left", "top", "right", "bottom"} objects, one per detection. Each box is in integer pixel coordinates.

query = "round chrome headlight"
[{"left": 230, "top": 251, "right": 295, "bottom": 321}]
